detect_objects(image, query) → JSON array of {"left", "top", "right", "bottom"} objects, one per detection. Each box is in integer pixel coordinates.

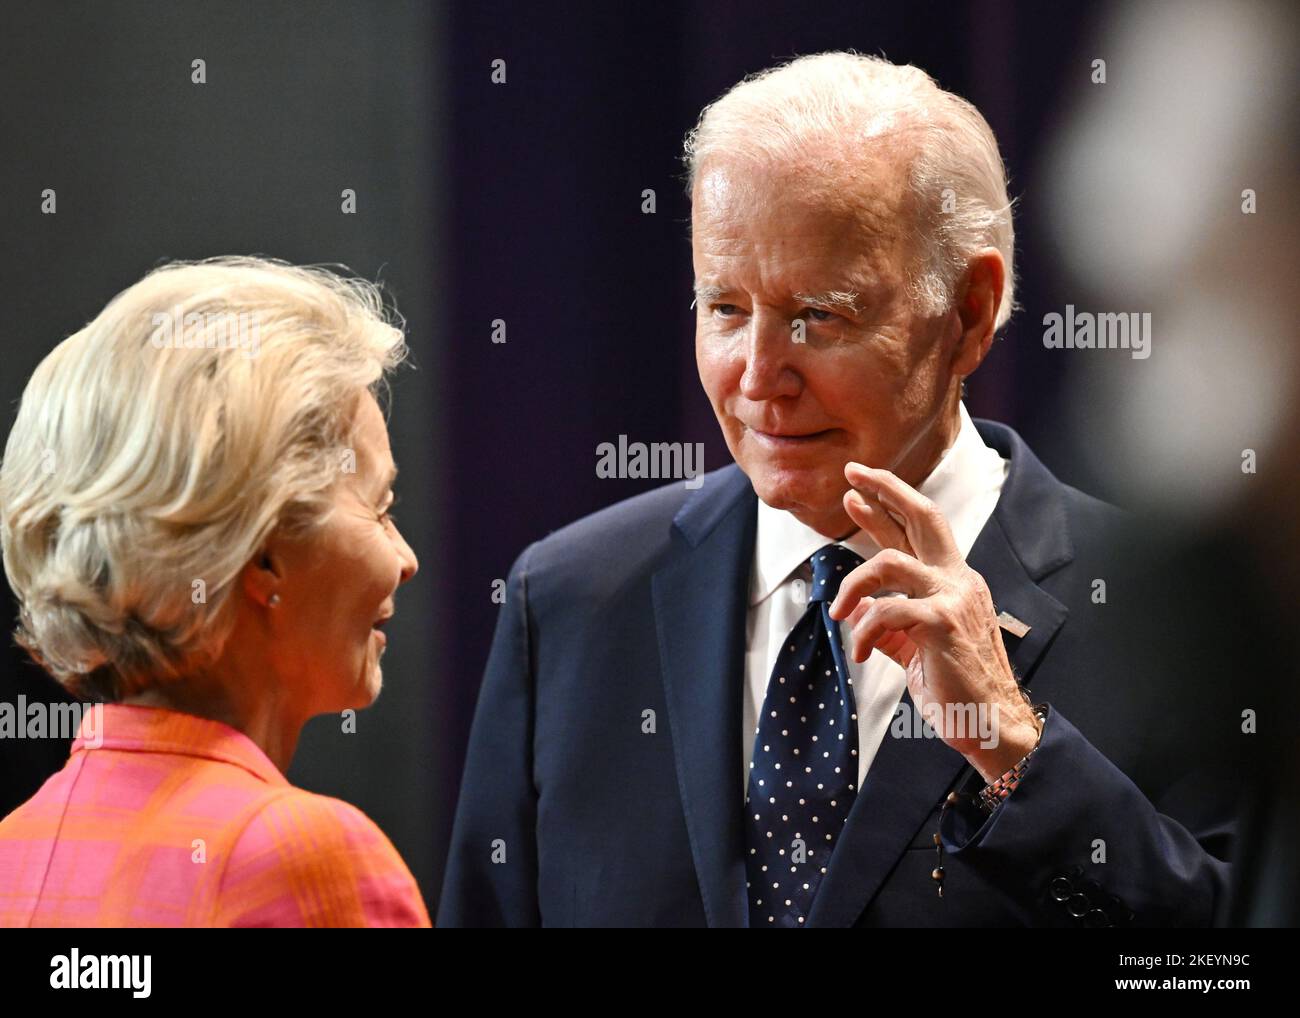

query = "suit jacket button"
[
  {"left": 1101, "top": 894, "right": 1134, "bottom": 925},
  {"left": 1084, "top": 908, "right": 1111, "bottom": 928},
  {"left": 1049, "top": 876, "right": 1073, "bottom": 902},
  {"left": 1067, "top": 893, "right": 1091, "bottom": 918}
]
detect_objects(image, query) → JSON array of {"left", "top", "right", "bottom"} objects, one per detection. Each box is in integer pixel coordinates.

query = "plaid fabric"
[{"left": 0, "top": 703, "right": 431, "bottom": 927}]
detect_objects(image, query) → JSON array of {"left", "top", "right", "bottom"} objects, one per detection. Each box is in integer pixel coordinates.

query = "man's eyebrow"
[
  {"left": 692, "top": 281, "right": 868, "bottom": 315},
  {"left": 792, "top": 289, "right": 863, "bottom": 315},
  {"left": 691, "top": 283, "right": 727, "bottom": 308}
]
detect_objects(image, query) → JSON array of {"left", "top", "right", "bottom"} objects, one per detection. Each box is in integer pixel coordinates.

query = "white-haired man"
[{"left": 439, "top": 52, "right": 1235, "bottom": 927}]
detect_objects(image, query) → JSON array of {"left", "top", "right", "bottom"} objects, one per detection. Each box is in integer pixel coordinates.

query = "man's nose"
[{"left": 738, "top": 308, "right": 801, "bottom": 401}]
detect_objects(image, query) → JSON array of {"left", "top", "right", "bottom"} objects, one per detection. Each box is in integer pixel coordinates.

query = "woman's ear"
[{"left": 242, "top": 545, "right": 283, "bottom": 607}]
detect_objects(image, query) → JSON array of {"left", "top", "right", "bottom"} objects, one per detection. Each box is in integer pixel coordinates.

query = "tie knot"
[{"left": 808, "top": 543, "right": 863, "bottom": 604}]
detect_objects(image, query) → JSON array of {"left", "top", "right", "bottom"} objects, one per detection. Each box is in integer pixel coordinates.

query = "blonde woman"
[{"left": 0, "top": 256, "right": 429, "bottom": 927}]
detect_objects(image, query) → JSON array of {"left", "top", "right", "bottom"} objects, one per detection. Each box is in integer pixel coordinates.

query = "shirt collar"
[
  {"left": 750, "top": 402, "right": 1008, "bottom": 607},
  {"left": 72, "top": 702, "right": 288, "bottom": 786}
]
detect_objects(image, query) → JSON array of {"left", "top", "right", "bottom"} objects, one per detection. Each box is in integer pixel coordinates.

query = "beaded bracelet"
[
  {"left": 977, "top": 704, "right": 1047, "bottom": 813},
  {"left": 931, "top": 691, "right": 1047, "bottom": 899}
]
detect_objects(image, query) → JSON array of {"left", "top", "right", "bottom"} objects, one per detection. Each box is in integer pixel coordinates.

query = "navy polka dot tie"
[{"left": 746, "top": 542, "right": 864, "bottom": 927}]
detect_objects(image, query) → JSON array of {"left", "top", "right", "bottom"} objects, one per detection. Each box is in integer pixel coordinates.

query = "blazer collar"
[{"left": 73, "top": 703, "right": 288, "bottom": 786}]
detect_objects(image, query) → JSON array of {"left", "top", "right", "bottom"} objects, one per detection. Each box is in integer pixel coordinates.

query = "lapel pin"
[{"left": 995, "top": 610, "right": 1031, "bottom": 639}]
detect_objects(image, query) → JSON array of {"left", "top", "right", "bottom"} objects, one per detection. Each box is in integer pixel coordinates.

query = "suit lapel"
[
  {"left": 806, "top": 420, "right": 1072, "bottom": 927},
  {"left": 652, "top": 466, "right": 756, "bottom": 928}
]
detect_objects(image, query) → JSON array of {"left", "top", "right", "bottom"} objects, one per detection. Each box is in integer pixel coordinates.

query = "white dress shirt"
[{"left": 742, "top": 402, "right": 1010, "bottom": 795}]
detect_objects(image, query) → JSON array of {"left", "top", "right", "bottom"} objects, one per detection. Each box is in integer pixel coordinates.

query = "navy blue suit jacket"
[{"left": 438, "top": 420, "right": 1236, "bottom": 926}]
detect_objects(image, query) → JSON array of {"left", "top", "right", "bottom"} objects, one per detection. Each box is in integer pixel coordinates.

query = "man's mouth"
[
  {"left": 372, "top": 612, "right": 393, "bottom": 644},
  {"left": 746, "top": 426, "right": 834, "bottom": 447}
]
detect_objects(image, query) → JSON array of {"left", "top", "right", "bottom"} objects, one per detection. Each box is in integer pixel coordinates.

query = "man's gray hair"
[{"left": 682, "top": 51, "right": 1017, "bottom": 330}]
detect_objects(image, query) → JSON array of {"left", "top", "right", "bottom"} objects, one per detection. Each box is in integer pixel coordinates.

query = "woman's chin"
[
  {"left": 360, "top": 632, "right": 387, "bottom": 703},
  {"left": 337, "top": 666, "right": 383, "bottom": 713},
  {"left": 365, "top": 669, "right": 383, "bottom": 704},
  {"left": 346, "top": 665, "right": 380, "bottom": 708}
]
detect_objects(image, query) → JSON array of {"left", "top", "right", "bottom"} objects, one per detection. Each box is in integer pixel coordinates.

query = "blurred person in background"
[{"left": 1039, "top": 0, "right": 1299, "bottom": 925}]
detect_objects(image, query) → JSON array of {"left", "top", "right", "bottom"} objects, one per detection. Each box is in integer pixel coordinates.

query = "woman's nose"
[{"left": 394, "top": 527, "right": 419, "bottom": 583}]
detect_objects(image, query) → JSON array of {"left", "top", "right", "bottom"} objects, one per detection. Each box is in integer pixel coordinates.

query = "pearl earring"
[{"left": 269, "top": 594, "right": 281, "bottom": 606}]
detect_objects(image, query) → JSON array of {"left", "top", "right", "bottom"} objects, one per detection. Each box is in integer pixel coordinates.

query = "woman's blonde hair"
[{"left": 0, "top": 255, "right": 408, "bottom": 700}]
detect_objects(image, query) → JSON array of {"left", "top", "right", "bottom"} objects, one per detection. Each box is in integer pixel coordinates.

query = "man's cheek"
[{"left": 698, "top": 366, "right": 733, "bottom": 410}]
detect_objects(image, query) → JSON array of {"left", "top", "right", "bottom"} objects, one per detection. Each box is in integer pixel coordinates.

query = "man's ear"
[{"left": 951, "top": 248, "right": 1006, "bottom": 377}]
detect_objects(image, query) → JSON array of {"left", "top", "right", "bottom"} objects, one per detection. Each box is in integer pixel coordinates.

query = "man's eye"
[
  {"left": 713, "top": 304, "right": 742, "bottom": 317},
  {"left": 804, "top": 308, "right": 836, "bottom": 322}
]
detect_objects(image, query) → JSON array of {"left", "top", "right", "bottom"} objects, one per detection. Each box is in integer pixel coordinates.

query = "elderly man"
[{"left": 438, "top": 52, "right": 1234, "bottom": 927}]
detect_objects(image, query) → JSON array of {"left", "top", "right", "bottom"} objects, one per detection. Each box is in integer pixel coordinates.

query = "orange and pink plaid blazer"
[{"left": 0, "top": 703, "right": 431, "bottom": 927}]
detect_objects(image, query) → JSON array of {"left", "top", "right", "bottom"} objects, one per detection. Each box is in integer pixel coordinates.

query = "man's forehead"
[
  {"left": 695, "top": 174, "right": 918, "bottom": 304},
  {"left": 695, "top": 144, "right": 908, "bottom": 212},
  {"left": 693, "top": 169, "right": 910, "bottom": 273},
  {"left": 696, "top": 142, "right": 909, "bottom": 241},
  {"left": 692, "top": 204, "right": 903, "bottom": 303}
]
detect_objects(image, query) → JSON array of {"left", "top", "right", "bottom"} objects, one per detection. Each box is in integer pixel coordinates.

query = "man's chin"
[{"left": 749, "top": 468, "right": 842, "bottom": 523}]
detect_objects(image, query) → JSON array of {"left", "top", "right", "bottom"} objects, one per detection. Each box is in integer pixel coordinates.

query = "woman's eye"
[{"left": 713, "top": 304, "right": 742, "bottom": 317}]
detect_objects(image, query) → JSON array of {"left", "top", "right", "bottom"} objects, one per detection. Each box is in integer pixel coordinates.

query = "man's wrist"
[
  {"left": 974, "top": 704, "right": 1048, "bottom": 811},
  {"left": 966, "top": 701, "right": 1042, "bottom": 782}
]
